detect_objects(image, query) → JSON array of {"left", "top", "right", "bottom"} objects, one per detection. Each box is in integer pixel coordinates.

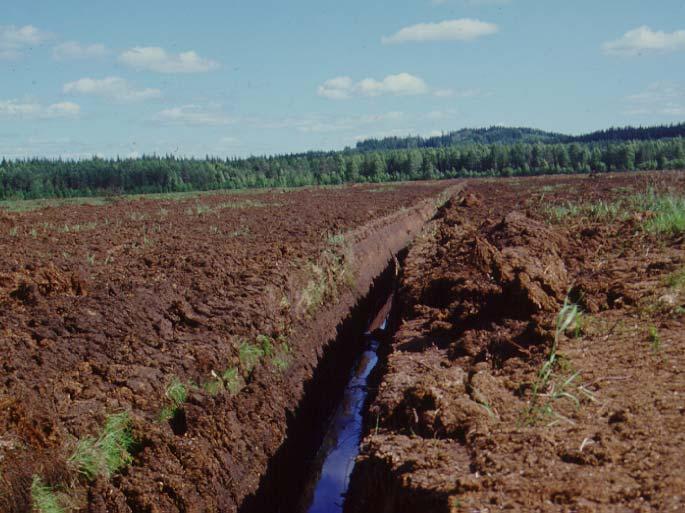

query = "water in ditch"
[{"left": 296, "top": 309, "right": 389, "bottom": 513}]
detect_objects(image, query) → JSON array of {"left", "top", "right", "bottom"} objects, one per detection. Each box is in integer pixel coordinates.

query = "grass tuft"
[
  {"left": 239, "top": 341, "right": 264, "bottom": 373},
  {"left": 633, "top": 190, "right": 685, "bottom": 235},
  {"left": 524, "top": 298, "right": 584, "bottom": 425},
  {"left": 69, "top": 412, "right": 134, "bottom": 481},
  {"left": 159, "top": 377, "right": 187, "bottom": 421},
  {"left": 222, "top": 367, "right": 242, "bottom": 394},
  {"left": 30, "top": 476, "right": 65, "bottom": 513}
]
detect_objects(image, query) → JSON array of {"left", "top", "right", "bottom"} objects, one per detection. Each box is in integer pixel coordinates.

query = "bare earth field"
[
  {"left": 347, "top": 172, "right": 685, "bottom": 512},
  {"left": 0, "top": 182, "right": 456, "bottom": 512},
  {"left": 2, "top": 172, "right": 684, "bottom": 513}
]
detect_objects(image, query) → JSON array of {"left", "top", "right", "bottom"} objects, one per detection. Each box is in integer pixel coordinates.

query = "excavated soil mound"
[
  {"left": 404, "top": 196, "right": 569, "bottom": 359},
  {"left": 347, "top": 172, "right": 685, "bottom": 513}
]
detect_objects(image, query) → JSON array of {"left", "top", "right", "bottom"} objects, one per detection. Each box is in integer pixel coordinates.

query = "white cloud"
[
  {"left": 432, "top": 88, "right": 483, "bottom": 98},
  {"left": 625, "top": 82, "right": 685, "bottom": 116},
  {"left": 0, "top": 99, "right": 80, "bottom": 119},
  {"left": 318, "top": 73, "right": 429, "bottom": 99},
  {"left": 603, "top": 26, "right": 685, "bottom": 56},
  {"left": 63, "top": 77, "right": 161, "bottom": 102},
  {"left": 154, "top": 104, "right": 233, "bottom": 126},
  {"left": 46, "top": 102, "right": 81, "bottom": 117},
  {"left": 0, "top": 25, "right": 50, "bottom": 59},
  {"left": 52, "top": 41, "right": 108, "bottom": 60},
  {"left": 317, "top": 77, "right": 355, "bottom": 100},
  {"left": 382, "top": 18, "right": 498, "bottom": 44},
  {"left": 119, "top": 46, "right": 218, "bottom": 73},
  {"left": 257, "top": 112, "right": 405, "bottom": 133}
]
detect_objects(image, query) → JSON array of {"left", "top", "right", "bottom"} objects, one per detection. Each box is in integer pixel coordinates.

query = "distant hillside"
[
  {"left": 354, "top": 123, "right": 685, "bottom": 151},
  {"left": 355, "top": 127, "right": 564, "bottom": 151}
]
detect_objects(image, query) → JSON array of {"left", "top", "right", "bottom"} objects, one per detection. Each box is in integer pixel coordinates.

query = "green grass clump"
[
  {"left": 202, "top": 378, "right": 223, "bottom": 396},
  {"left": 641, "top": 194, "right": 685, "bottom": 235},
  {"left": 256, "top": 335, "right": 274, "bottom": 358},
  {"left": 69, "top": 412, "right": 134, "bottom": 481},
  {"left": 159, "top": 377, "right": 188, "bottom": 421},
  {"left": 31, "top": 476, "right": 65, "bottom": 513},
  {"left": 239, "top": 341, "right": 264, "bottom": 373},
  {"left": 165, "top": 377, "right": 187, "bottom": 406},
  {"left": 222, "top": 367, "right": 242, "bottom": 394}
]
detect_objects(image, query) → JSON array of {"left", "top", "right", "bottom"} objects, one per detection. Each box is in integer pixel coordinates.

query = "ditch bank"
[{"left": 234, "top": 189, "right": 461, "bottom": 513}]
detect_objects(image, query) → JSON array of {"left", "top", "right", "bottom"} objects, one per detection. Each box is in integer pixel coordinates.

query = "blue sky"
[{"left": 1, "top": 0, "right": 684, "bottom": 158}]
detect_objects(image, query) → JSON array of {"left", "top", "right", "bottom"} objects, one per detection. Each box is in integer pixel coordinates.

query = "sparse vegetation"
[
  {"left": 271, "top": 342, "right": 293, "bottom": 373},
  {"left": 297, "top": 248, "right": 354, "bottom": 316},
  {"left": 30, "top": 476, "right": 65, "bottom": 513},
  {"left": 640, "top": 193, "right": 685, "bottom": 235},
  {"left": 239, "top": 341, "right": 264, "bottom": 373},
  {"left": 222, "top": 367, "right": 242, "bottom": 394},
  {"left": 159, "top": 377, "right": 188, "bottom": 421},
  {"left": 665, "top": 266, "right": 685, "bottom": 290},
  {"left": 649, "top": 325, "right": 662, "bottom": 354},
  {"left": 327, "top": 232, "right": 346, "bottom": 246},
  {"left": 524, "top": 299, "right": 587, "bottom": 425},
  {"left": 69, "top": 412, "right": 134, "bottom": 481},
  {"left": 545, "top": 189, "right": 685, "bottom": 236}
]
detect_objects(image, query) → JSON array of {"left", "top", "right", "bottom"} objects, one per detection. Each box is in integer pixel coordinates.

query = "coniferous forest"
[{"left": 1, "top": 124, "right": 684, "bottom": 200}]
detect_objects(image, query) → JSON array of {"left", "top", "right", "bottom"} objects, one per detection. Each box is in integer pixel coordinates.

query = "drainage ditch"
[{"left": 238, "top": 254, "right": 402, "bottom": 513}]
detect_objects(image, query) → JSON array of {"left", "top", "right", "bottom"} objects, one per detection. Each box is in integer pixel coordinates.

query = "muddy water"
[{"left": 296, "top": 319, "right": 386, "bottom": 513}]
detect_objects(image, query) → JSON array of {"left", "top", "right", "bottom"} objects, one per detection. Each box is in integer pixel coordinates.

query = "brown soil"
[
  {"left": 346, "top": 171, "right": 685, "bottom": 513},
  {"left": 0, "top": 182, "right": 457, "bottom": 513}
]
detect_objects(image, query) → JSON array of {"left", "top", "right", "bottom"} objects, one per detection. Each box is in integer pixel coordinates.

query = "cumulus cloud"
[
  {"left": 0, "top": 25, "right": 50, "bottom": 59},
  {"left": 63, "top": 77, "right": 161, "bottom": 102},
  {"left": 0, "top": 99, "right": 80, "bottom": 119},
  {"left": 154, "top": 105, "right": 233, "bottom": 126},
  {"left": 625, "top": 82, "right": 685, "bottom": 116},
  {"left": 603, "top": 26, "right": 685, "bottom": 56},
  {"left": 382, "top": 19, "right": 498, "bottom": 44},
  {"left": 119, "top": 46, "right": 218, "bottom": 73},
  {"left": 53, "top": 41, "right": 108, "bottom": 60},
  {"left": 317, "top": 73, "right": 429, "bottom": 99}
]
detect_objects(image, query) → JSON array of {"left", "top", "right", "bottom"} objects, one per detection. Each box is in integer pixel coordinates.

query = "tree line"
[
  {"left": 355, "top": 123, "right": 685, "bottom": 152},
  {"left": 1, "top": 136, "right": 684, "bottom": 201}
]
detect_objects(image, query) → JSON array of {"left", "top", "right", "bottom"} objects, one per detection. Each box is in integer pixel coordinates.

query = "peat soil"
[
  {"left": 346, "top": 171, "right": 685, "bottom": 513},
  {"left": 0, "top": 182, "right": 456, "bottom": 512}
]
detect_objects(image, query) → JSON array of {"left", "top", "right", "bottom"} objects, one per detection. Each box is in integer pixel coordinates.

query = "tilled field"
[
  {"left": 347, "top": 172, "right": 685, "bottom": 512},
  {"left": 0, "top": 182, "right": 456, "bottom": 512}
]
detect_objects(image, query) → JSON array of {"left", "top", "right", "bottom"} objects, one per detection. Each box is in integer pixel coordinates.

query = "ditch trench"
[
  {"left": 239, "top": 259, "right": 401, "bottom": 513},
  {"left": 236, "top": 191, "right": 461, "bottom": 513}
]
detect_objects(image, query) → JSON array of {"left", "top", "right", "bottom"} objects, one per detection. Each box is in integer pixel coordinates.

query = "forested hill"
[
  {"left": 354, "top": 123, "right": 685, "bottom": 151},
  {"left": 354, "top": 127, "right": 565, "bottom": 151}
]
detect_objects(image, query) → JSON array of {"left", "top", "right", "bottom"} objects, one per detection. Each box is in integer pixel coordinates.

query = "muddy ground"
[
  {"left": 346, "top": 171, "right": 685, "bottom": 512},
  {"left": 0, "top": 182, "right": 456, "bottom": 512}
]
